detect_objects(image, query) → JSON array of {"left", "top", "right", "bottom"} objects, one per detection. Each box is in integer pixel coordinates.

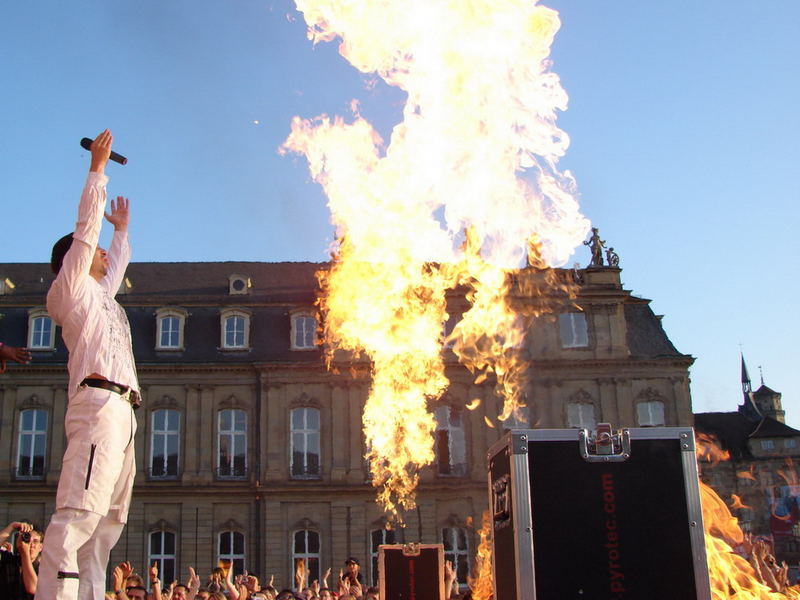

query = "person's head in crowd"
[
  {"left": 173, "top": 583, "right": 190, "bottom": 600},
  {"left": 276, "top": 589, "right": 296, "bottom": 600},
  {"left": 263, "top": 585, "right": 278, "bottom": 600},
  {"left": 209, "top": 593, "right": 226, "bottom": 600},
  {"left": 364, "top": 586, "right": 379, "bottom": 600},
  {"left": 126, "top": 573, "right": 145, "bottom": 588},
  {"left": 13, "top": 527, "right": 44, "bottom": 563},
  {"left": 125, "top": 586, "right": 147, "bottom": 600},
  {"left": 344, "top": 557, "right": 360, "bottom": 581},
  {"left": 319, "top": 588, "right": 334, "bottom": 600},
  {"left": 196, "top": 587, "right": 210, "bottom": 600}
]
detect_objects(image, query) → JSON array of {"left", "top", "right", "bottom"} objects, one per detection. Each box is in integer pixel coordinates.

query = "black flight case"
[{"left": 487, "top": 425, "right": 711, "bottom": 600}]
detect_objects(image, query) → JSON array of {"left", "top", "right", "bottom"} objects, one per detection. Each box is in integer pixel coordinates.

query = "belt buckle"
[{"left": 129, "top": 390, "right": 142, "bottom": 410}]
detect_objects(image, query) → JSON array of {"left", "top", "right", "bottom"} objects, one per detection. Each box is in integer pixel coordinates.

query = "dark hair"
[
  {"left": 126, "top": 586, "right": 148, "bottom": 593},
  {"left": 51, "top": 233, "right": 75, "bottom": 274}
]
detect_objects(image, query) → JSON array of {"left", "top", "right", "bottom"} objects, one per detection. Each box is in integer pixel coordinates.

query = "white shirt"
[{"left": 47, "top": 172, "right": 139, "bottom": 398}]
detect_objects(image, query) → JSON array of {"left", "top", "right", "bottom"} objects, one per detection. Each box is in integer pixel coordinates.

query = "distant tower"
[
  {"left": 752, "top": 379, "right": 785, "bottom": 423},
  {"left": 738, "top": 354, "right": 761, "bottom": 421},
  {"left": 741, "top": 353, "right": 752, "bottom": 396}
]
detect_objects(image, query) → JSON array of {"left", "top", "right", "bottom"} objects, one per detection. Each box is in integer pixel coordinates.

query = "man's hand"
[
  {"left": 0, "top": 344, "right": 32, "bottom": 373},
  {"left": 119, "top": 560, "right": 134, "bottom": 580},
  {"left": 112, "top": 566, "right": 125, "bottom": 593},
  {"left": 105, "top": 196, "right": 130, "bottom": 232},
  {"left": 90, "top": 129, "right": 113, "bottom": 174}
]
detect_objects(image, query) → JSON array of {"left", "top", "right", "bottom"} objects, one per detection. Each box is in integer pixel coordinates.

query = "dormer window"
[
  {"left": 28, "top": 308, "right": 55, "bottom": 350},
  {"left": 229, "top": 274, "right": 251, "bottom": 295},
  {"left": 155, "top": 308, "right": 188, "bottom": 351},
  {"left": 221, "top": 309, "right": 251, "bottom": 350},
  {"left": 291, "top": 311, "right": 318, "bottom": 350}
]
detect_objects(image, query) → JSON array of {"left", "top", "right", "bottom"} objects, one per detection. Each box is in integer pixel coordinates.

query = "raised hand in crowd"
[
  {"left": 337, "top": 572, "right": 350, "bottom": 597},
  {"left": 149, "top": 561, "right": 163, "bottom": 600},
  {"left": 349, "top": 580, "right": 363, "bottom": 599},
  {"left": 112, "top": 564, "right": 129, "bottom": 600},
  {"left": 187, "top": 566, "right": 202, "bottom": 599},
  {"left": 294, "top": 558, "right": 307, "bottom": 592},
  {"left": 0, "top": 342, "right": 31, "bottom": 373},
  {"left": 444, "top": 559, "right": 457, "bottom": 598},
  {"left": 223, "top": 566, "right": 240, "bottom": 600},
  {"left": 321, "top": 568, "right": 330, "bottom": 590}
]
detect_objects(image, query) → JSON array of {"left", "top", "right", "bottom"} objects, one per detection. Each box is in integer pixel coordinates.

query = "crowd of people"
[{"left": 0, "top": 524, "right": 465, "bottom": 600}]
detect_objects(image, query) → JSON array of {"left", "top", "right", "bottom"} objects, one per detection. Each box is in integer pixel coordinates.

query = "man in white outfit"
[{"left": 36, "top": 129, "right": 140, "bottom": 600}]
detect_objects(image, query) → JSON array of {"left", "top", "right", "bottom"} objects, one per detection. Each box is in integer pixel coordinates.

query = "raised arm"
[
  {"left": 56, "top": 130, "right": 112, "bottom": 295},
  {"left": 101, "top": 195, "right": 131, "bottom": 295}
]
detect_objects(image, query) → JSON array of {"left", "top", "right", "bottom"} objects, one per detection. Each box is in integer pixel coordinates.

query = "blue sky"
[{"left": 2, "top": 1, "right": 798, "bottom": 425}]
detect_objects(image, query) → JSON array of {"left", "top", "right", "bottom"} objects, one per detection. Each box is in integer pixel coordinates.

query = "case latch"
[{"left": 579, "top": 423, "right": 631, "bottom": 462}]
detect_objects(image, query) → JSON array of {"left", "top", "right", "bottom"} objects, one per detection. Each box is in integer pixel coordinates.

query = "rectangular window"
[
  {"left": 637, "top": 401, "right": 665, "bottom": 427},
  {"left": 219, "top": 531, "right": 245, "bottom": 577},
  {"left": 785, "top": 439, "right": 797, "bottom": 449},
  {"left": 219, "top": 409, "right": 247, "bottom": 478},
  {"left": 29, "top": 315, "right": 54, "bottom": 349},
  {"left": 761, "top": 439, "right": 775, "bottom": 451},
  {"left": 442, "top": 527, "right": 469, "bottom": 588},
  {"left": 558, "top": 312, "right": 588, "bottom": 348},
  {"left": 292, "top": 314, "right": 317, "bottom": 350},
  {"left": 149, "top": 531, "right": 176, "bottom": 585},
  {"left": 225, "top": 316, "right": 245, "bottom": 348},
  {"left": 370, "top": 528, "right": 397, "bottom": 586},
  {"left": 151, "top": 409, "right": 180, "bottom": 478},
  {"left": 17, "top": 409, "right": 47, "bottom": 478},
  {"left": 567, "top": 402, "right": 596, "bottom": 429},
  {"left": 159, "top": 316, "right": 180, "bottom": 348},
  {"left": 290, "top": 407, "right": 320, "bottom": 479},
  {"left": 293, "top": 530, "right": 320, "bottom": 584},
  {"left": 435, "top": 406, "right": 467, "bottom": 476}
]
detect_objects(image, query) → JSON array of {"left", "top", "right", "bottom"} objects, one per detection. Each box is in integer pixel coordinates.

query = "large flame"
[
  {"left": 282, "top": 0, "right": 589, "bottom": 517},
  {"left": 697, "top": 436, "right": 800, "bottom": 598}
]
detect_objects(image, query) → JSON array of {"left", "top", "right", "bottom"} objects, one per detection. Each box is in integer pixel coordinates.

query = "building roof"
[
  {"left": 694, "top": 412, "right": 800, "bottom": 459},
  {"left": 623, "top": 302, "right": 684, "bottom": 358}
]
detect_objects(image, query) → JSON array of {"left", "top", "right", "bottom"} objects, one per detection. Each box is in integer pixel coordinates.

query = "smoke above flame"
[{"left": 282, "top": 0, "right": 589, "bottom": 518}]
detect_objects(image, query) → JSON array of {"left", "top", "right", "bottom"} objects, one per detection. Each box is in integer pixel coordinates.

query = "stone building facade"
[
  {"left": 695, "top": 360, "right": 800, "bottom": 566},
  {"left": 0, "top": 260, "right": 693, "bottom": 589}
]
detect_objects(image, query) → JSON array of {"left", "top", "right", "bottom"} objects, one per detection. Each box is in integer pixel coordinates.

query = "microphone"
[{"left": 79, "top": 137, "right": 128, "bottom": 165}]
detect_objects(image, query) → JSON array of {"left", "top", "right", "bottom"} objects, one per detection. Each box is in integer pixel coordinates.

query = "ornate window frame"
[
  {"left": 220, "top": 308, "right": 251, "bottom": 350},
  {"left": 155, "top": 307, "right": 188, "bottom": 351},
  {"left": 27, "top": 308, "right": 55, "bottom": 350}
]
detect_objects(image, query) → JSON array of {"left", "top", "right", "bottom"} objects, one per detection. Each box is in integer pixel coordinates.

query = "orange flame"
[
  {"left": 698, "top": 431, "right": 800, "bottom": 597},
  {"left": 283, "top": 0, "right": 588, "bottom": 517},
  {"left": 468, "top": 511, "right": 493, "bottom": 600},
  {"left": 730, "top": 494, "right": 752, "bottom": 511},
  {"left": 697, "top": 432, "right": 731, "bottom": 465}
]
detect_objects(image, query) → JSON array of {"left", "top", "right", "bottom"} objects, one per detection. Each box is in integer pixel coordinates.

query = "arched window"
[
  {"left": 291, "top": 312, "right": 318, "bottom": 350},
  {"left": 218, "top": 409, "right": 247, "bottom": 478},
  {"left": 290, "top": 407, "right": 320, "bottom": 479},
  {"left": 220, "top": 309, "right": 251, "bottom": 350},
  {"left": 17, "top": 409, "right": 47, "bottom": 478},
  {"left": 155, "top": 308, "right": 187, "bottom": 350},
  {"left": 28, "top": 309, "right": 54, "bottom": 350},
  {"left": 442, "top": 527, "right": 469, "bottom": 588},
  {"left": 292, "top": 529, "right": 320, "bottom": 584},
  {"left": 435, "top": 406, "right": 467, "bottom": 476},
  {"left": 369, "top": 528, "right": 397, "bottom": 586},
  {"left": 218, "top": 531, "right": 246, "bottom": 577},
  {"left": 150, "top": 409, "right": 180, "bottom": 478},
  {"left": 149, "top": 531, "right": 176, "bottom": 584},
  {"left": 637, "top": 400, "right": 665, "bottom": 427}
]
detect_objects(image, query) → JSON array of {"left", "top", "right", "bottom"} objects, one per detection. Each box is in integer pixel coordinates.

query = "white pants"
[{"left": 36, "top": 386, "right": 137, "bottom": 600}]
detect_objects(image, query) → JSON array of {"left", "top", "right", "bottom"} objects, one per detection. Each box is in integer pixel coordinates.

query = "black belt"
[{"left": 80, "top": 378, "right": 141, "bottom": 409}]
